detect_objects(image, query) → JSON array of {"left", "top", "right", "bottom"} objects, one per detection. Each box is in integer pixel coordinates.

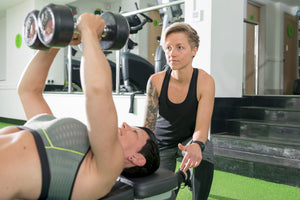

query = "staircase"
[{"left": 211, "top": 96, "right": 300, "bottom": 187}]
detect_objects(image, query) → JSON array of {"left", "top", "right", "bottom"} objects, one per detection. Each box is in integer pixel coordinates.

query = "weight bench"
[{"left": 100, "top": 168, "right": 183, "bottom": 200}]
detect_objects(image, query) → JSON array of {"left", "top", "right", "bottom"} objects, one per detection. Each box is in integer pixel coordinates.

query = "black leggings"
[
  {"left": 192, "top": 160, "right": 214, "bottom": 200},
  {"left": 160, "top": 146, "right": 214, "bottom": 200}
]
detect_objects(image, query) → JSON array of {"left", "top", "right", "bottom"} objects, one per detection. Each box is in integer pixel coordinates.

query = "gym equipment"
[
  {"left": 120, "top": 52, "right": 154, "bottom": 92},
  {"left": 118, "top": 4, "right": 155, "bottom": 92},
  {"left": 157, "top": 0, "right": 183, "bottom": 25},
  {"left": 23, "top": 10, "right": 49, "bottom": 50},
  {"left": 121, "top": 0, "right": 184, "bottom": 18},
  {"left": 154, "top": 45, "right": 168, "bottom": 72},
  {"left": 101, "top": 168, "right": 191, "bottom": 200},
  {"left": 65, "top": 57, "right": 123, "bottom": 91},
  {"left": 119, "top": 0, "right": 185, "bottom": 92},
  {"left": 24, "top": 4, "right": 130, "bottom": 50}
]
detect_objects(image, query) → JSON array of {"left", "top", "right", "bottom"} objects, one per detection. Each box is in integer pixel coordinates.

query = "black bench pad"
[{"left": 120, "top": 168, "right": 178, "bottom": 199}]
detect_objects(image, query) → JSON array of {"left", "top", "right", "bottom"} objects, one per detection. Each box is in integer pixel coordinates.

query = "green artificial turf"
[
  {"left": 1, "top": 121, "right": 299, "bottom": 200},
  {"left": 0, "top": 122, "right": 17, "bottom": 129},
  {"left": 176, "top": 167, "right": 300, "bottom": 200}
]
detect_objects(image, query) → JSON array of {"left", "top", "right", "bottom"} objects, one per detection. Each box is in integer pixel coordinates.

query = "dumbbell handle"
[
  {"left": 73, "top": 23, "right": 111, "bottom": 39},
  {"left": 102, "top": 26, "right": 110, "bottom": 38}
]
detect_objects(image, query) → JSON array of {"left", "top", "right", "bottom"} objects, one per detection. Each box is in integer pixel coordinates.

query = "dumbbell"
[
  {"left": 23, "top": 10, "right": 50, "bottom": 50},
  {"left": 23, "top": 4, "right": 130, "bottom": 50}
]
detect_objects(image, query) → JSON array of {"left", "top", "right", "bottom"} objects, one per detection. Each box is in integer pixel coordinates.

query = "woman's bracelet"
[{"left": 192, "top": 140, "right": 205, "bottom": 152}]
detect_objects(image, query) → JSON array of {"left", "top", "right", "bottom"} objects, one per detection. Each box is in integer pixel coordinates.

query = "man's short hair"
[{"left": 121, "top": 127, "right": 160, "bottom": 178}]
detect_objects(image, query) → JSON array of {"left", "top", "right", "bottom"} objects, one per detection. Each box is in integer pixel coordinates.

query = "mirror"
[{"left": 44, "top": 0, "right": 185, "bottom": 94}]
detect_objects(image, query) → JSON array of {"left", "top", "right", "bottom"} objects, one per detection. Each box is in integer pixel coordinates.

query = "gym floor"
[{"left": 177, "top": 169, "right": 300, "bottom": 200}]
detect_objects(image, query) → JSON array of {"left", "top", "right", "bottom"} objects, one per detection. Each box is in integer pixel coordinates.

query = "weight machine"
[
  {"left": 119, "top": 3, "right": 155, "bottom": 92},
  {"left": 117, "top": 0, "right": 184, "bottom": 92},
  {"left": 59, "top": 0, "right": 185, "bottom": 93}
]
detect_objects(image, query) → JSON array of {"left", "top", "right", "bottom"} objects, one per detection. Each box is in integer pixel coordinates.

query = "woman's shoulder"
[
  {"left": 147, "top": 70, "right": 167, "bottom": 96},
  {"left": 150, "top": 70, "right": 167, "bottom": 84},
  {"left": 196, "top": 68, "right": 214, "bottom": 82},
  {"left": 195, "top": 68, "right": 215, "bottom": 92},
  {"left": 152, "top": 70, "right": 166, "bottom": 78}
]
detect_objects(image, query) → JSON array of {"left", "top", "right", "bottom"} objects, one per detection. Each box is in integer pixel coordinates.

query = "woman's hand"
[{"left": 178, "top": 142, "right": 203, "bottom": 171}]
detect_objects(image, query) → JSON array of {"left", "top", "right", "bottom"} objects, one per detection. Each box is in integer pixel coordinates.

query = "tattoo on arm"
[{"left": 144, "top": 80, "right": 159, "bottom": 133}]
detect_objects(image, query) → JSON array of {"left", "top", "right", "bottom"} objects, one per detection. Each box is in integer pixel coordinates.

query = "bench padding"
[{"left": 120, "top": 168, "right": 178, "bottom": 199}]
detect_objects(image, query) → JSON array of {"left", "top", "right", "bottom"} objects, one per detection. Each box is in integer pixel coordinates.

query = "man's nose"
[{"left": 122, "top": 122, "right": 129, "bottom": 129}]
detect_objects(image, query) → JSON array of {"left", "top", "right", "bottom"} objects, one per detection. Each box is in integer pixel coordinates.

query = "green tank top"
[{"left": 24, "top": 114, "right": 90, "bottom": 199}]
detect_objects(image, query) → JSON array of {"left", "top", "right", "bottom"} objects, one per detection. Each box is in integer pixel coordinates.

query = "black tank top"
[{"left": 155, "top": 68, "right": 199, "bottom": 150}]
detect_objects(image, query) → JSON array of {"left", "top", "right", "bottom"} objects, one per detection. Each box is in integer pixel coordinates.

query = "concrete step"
[
  {"left": 213, "top": 146, "right": 300, "bottom": 187},
  {"left": 226, "top": 119, "right": 300, "bottom": 142},
  {"left": 212, "top": 134, "right": 300, "bottom": 159},
  {"left": 239, "top": 106, "right": 300, "bottom": 123},
  {"left": 212, "top": 134, "right": 300, "bottom": 187},
  {"left": 244, "top": 96, "right": 300, "bottom": 109}
]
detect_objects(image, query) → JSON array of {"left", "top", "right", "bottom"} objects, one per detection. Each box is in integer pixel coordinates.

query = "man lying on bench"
[{"left": 0, "top": 13, "right": 159, "bottom": 199}]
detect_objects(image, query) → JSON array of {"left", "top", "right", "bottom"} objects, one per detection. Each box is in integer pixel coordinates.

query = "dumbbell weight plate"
[
  {"left": 38, "top": 4, "right": 74, "bottom": 48},
  {"left": 23, "top": 10, "right": 49, "bottom": 50},
  {"left": 100, "top": 12, "right": 130, "bottom": 50}
]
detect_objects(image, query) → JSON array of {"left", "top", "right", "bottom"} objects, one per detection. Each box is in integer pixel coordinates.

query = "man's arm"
[
  {"left": 17, "top": 48, "right": 60, "bottom": 120},
  {"left": 143, "top": 76, "right": 159, "bottom": 133},
  {"left": 78, "top": 13, "right": 123, "bottom": 178}
]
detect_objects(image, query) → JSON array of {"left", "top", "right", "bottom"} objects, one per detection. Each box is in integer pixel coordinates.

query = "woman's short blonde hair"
[{"left": 161, "top": 22, "right": 200, "bottom": 49}]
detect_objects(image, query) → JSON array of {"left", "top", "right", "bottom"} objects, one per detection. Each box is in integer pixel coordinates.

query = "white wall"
[
  {"left": 0, "top": 15, "right": 6, "bottom": 81},
  {"left": 0, "top": 0, "right": 35, "bottom": 120},
  {"left": 185, "top": 0, "right": 244, "bottom": 97},
  {"left": 185, "top": 0, "right": 212, "bottom": 75},
  {"left": 211, "top": 0, "right": 244, "bottom": 97},
  {"left": 5, "top": 0, "right": 35, "bottom": 88}
]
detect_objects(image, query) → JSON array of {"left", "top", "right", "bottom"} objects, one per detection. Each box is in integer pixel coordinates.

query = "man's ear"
[{"left": 129, "top": 153, "right": 146, "bottom": 167}]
